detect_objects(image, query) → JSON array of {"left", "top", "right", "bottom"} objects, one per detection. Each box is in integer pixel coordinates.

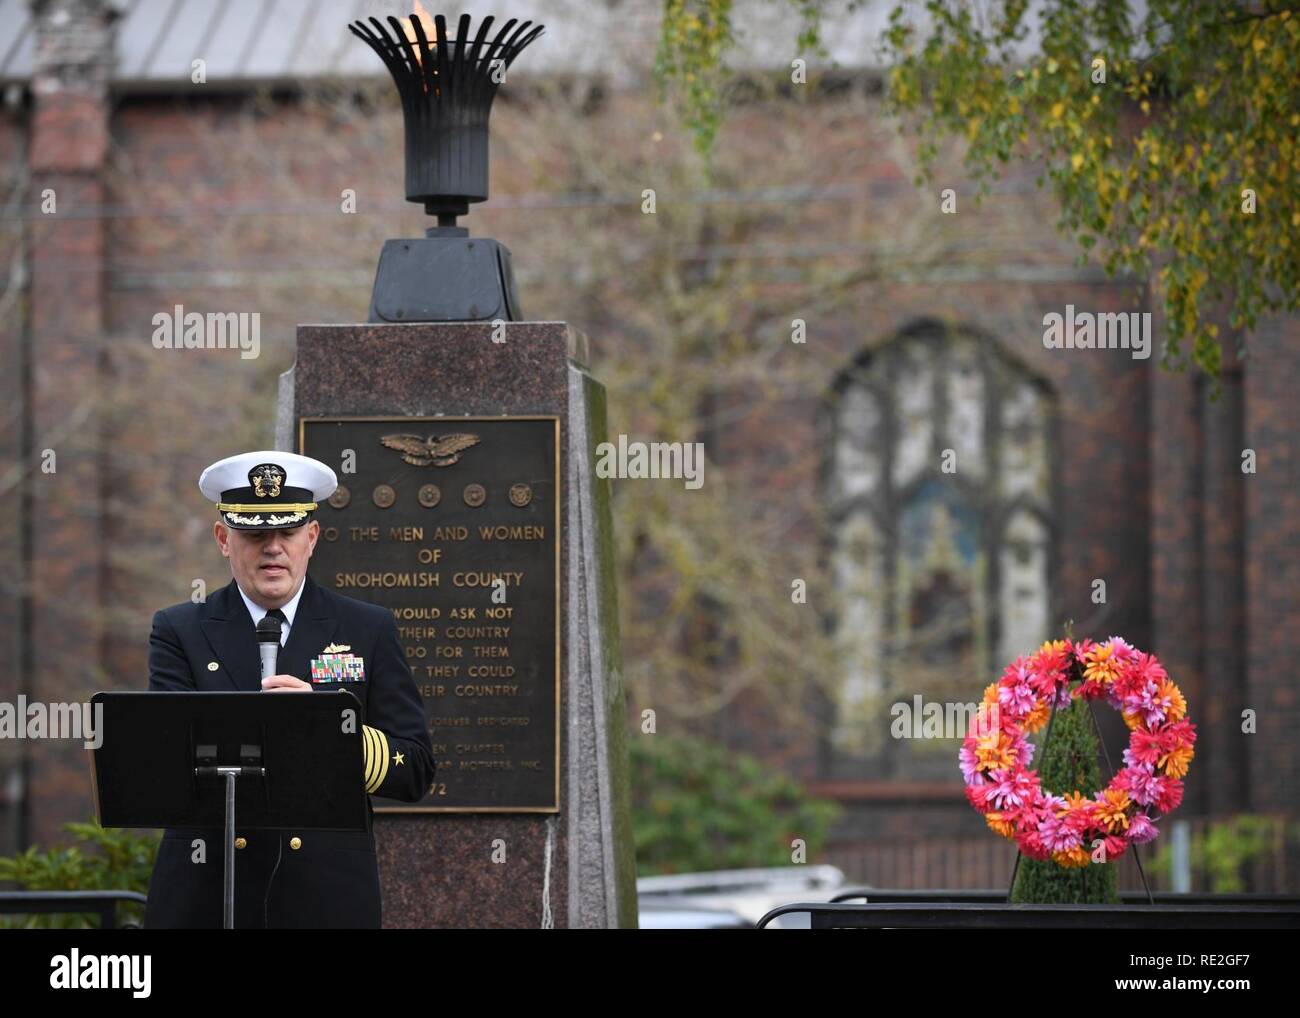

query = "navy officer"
[{"left": 143, "top": 451, "right": 434, "bottom": 928}]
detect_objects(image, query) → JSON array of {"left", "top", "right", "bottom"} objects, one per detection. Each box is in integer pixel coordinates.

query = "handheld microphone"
[{"left": 256, "top": 614, "right": 283, "bottom": 682}]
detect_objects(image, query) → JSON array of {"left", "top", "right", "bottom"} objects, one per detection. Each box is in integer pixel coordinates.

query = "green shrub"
[
  {"left": 630, "top": 733, "right": 840, "bottom": 875},
  {"left": 1147, "top": 814, "right": 1286, "bottom": 893},
  {"left": 0, "top": 821, "right": 159, "bottom": 929}
]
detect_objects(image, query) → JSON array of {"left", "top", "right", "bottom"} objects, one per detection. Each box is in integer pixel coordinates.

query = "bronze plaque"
[{"left": 300, "top": 416, "right": 560, "bottom": 812}]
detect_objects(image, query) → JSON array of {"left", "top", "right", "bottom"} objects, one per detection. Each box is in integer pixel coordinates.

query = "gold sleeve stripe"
[
  {"left": 365, "top": 726, "right": 383, "bottom": 791},
  {"left": 362, "top": 726, "right": 380, "bottom": 791},
  {"left": 371, "top": 727, "right": 390, "bottom": 793},
  {"left": 363, "top": 725, "right": 390, "bottom": 794}
]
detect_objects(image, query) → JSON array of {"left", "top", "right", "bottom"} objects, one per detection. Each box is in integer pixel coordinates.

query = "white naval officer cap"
[{"left": 199, "top": 450, "right": 338, "bottom": 530}]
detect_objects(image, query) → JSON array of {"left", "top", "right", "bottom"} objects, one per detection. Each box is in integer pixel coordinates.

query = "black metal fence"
[
  {"left": 823, "top": 814, "right": 1300, "bottom": 894},
  {"left": 758, "top": 899, "right": 1300, "bottom": 929},
  {"left": 0, "top": 891, "right": 148, "bottom": 929}
]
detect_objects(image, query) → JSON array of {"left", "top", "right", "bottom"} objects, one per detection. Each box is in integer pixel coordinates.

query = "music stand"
[{"left": 90, "top": 690, "right": 369, "bottom": 929}]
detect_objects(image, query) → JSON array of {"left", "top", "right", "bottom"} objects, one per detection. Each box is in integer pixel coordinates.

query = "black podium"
[{"left": 90, "top": 690, "right": 369, "bottom": 929}]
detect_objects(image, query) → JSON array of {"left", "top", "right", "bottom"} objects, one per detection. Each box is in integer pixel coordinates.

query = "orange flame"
[{"left": 400, "top": 1, "right": 438, "bottom": 67}]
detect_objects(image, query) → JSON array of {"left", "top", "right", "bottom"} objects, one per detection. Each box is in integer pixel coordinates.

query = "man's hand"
[{"left": 262, "top": 674, "right": 312, "bottom": 691}]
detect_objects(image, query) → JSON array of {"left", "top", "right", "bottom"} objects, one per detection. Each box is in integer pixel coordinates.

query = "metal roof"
[{"left": 0, "top": 0, "right": 905, "bottom": 89}]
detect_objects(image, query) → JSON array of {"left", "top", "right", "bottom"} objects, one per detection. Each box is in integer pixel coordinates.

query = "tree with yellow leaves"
[{"left": 657, "top": 1, "right": 1300, "bottom": 379}]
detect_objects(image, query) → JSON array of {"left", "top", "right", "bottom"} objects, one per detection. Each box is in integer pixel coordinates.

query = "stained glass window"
[{"left": 826, "top": 321, "right": 1054, "bottom": 777}]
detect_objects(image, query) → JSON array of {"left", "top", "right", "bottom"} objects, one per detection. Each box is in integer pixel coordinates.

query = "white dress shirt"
[{"left": 237, "top": 575, "right": 306, "bottom": 648}]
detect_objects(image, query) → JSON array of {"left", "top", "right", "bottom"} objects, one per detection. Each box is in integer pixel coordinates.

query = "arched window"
[{"left": 825, "top": 321, "right": 1055, "bottom": 778}]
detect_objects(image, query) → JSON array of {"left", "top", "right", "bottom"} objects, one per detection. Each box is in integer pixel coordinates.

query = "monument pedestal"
[{"left": 275, "top": 322, "right": 636, "bottom": 928}]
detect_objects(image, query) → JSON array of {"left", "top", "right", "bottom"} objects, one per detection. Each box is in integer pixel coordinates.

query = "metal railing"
[
  {"left": 829, "top": 887, "right": 1300, "bottom": 905},
  {"left": 0, "top": 891, "right": 149, "bottom": 929},
  {"left": 758, "top": 897, "right": 1300, "bottom": 929}
]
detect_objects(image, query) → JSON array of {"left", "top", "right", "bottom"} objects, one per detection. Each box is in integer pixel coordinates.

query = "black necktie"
[{"left": 265, "top": 608, "right": 287, "bottom": 647}]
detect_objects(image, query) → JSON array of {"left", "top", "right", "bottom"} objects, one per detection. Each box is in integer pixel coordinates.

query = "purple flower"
[
  {"left": 1125, "top": 680, "right": 1172, "bottom": 727},
  {"left": 999, "top": 680, "right": 1036, "bottom": 718},
  {"left": 986, "top": 768, "right": 1037, "bottom": 810},
  {"left": 1128, "top": 814, "right": 1159, "bottom": 844},
  {"left": 1118, "top": 764, "right": 1160, "bottom": 806},
  {"left": 1038, "top": 813, "right": 1082, "bottom": 853}
]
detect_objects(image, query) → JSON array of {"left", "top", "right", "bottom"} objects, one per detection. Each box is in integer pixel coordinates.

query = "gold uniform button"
[
  {"left": 207, "top": 662, "right": 220, "bottom": 672},
  {"left": 234, "top": 837, "right": 247, "bottom": 850},
  {"left": 289, "top": 837, "right": 302, "bottom": 850}
]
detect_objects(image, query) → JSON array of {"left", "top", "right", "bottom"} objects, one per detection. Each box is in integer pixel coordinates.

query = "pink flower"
[
  {"left": 998, "top": 668, "right": 1037, "bottom": 719},
  {"left": 1103, "top": 834, "right": 1129, "bottom": 860},
  {"left": 1154, "top": 777, "right": 1184, "bottom": 813},
  {"left": 1105, "top": 636, "right": 1137, "bottom": 662},
  {"left": 958, "top": 745, "right": 982, "bottom": 784},
  {"left": 1128, "top": 652, "right": 1168, "bottom": 690},
  {"left": 1124, "top": 729, "right": 1164, "bottom": 767},
  {"left": 1016, "top": 829, "right": 1052, "bottom": 860},
  {"left": 1159, "top": 719, "right": 1197, "bottom": 752},
  {"left": 1076, "top": 677, "right": 1108, "bottom": 701},
  {"left": 1128, "top": 814, "right": 1159, "bottom": 844},
  {"left": 1125, "top": 680, "right": 1172, "bottom": 726},
  {"left": 1038, "top": 813, "right": 1082, "bottom": 853},
  {"left": 986, "top": 768, "right": 1039, "bottom": 810},
  {"left": 1117, "top": 765, "right": 1160, "bottom": 806},
  {"left": 1009, "top": 791, "right": 1052, "bottom": 831},
  {"left": 965, "top": 781, "right": 994, "bottom": 812}
]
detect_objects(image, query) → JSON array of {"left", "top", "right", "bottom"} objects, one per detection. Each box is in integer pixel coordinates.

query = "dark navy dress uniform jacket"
[{"left": 142, "top": 573, "right": 435, "bottom": 929}]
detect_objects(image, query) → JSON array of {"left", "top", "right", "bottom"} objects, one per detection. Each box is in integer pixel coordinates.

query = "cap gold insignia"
[{"left": 249, "top": 463, "right": 285, "bottom": 498}]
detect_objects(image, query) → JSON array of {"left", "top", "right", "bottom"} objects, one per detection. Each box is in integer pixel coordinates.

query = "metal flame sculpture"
[{"left": 349, "top": 13, "right": 545, "bottom": 227}]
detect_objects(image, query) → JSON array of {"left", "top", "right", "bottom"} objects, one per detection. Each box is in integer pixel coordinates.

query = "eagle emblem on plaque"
[{"left": 380, "top": 433, "right": 480, "bottom": 467}]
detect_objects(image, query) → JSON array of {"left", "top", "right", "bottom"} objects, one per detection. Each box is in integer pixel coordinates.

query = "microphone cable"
[{"left": 263, "top": 834, "right": 284, "bottom": 928}]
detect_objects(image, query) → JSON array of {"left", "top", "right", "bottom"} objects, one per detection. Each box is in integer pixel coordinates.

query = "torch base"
[{"left": 367, "top": 235, "right": 522, "bottom": 324}]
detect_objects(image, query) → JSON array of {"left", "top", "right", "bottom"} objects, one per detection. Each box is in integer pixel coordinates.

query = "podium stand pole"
[
  {"left": 196, "top": 764, "right": 266, "bottom": 930},
  {"left": 223, "top": 769, "right": 236, "bottom": 929}
]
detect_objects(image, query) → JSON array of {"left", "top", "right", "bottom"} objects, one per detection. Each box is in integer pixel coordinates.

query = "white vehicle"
[{"left": 637, "top": 865, "right": 846, "bottom": 929}]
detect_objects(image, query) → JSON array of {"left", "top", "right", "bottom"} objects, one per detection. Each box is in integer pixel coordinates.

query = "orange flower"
[
  {"left": 1160, "top": 680, "right": 1187, "bottom": 722},
  {"left": 1021, "top": 700, "right": 1050, "bottom": 734},
  {"left": 1053, "top": 846, "right": 1090, "bottom": 868},
  {"left": 1095, "top": 788, "right": 1132, "bottom": 832},
  {"left": 1083, "top": 642, "right": 1123, "bottom": 685},
  {"left": 985, "top": 811, "right": 1016, "bottom": 838},
  {"left": 1059, "top": 791, "right": 1094, "bottom": 818},
  {"left": 1121, "top": 709, "right": 1143, "bottom": 731},
  {"left": 1159, "top": 744, "right": 1194, "bottom": 779},
  {"left": 975, "top": 730, "right": 1017, "bottom": 771}
]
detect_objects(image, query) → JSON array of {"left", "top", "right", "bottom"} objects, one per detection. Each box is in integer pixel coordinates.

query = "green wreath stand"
[{"left": 1007, "top": 694, "right": 1154, "bottom": 905}]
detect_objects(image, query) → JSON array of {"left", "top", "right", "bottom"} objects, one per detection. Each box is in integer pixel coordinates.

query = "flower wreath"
[{"left": 959, "top": 637, "right": 1196, "bottom": 867}]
